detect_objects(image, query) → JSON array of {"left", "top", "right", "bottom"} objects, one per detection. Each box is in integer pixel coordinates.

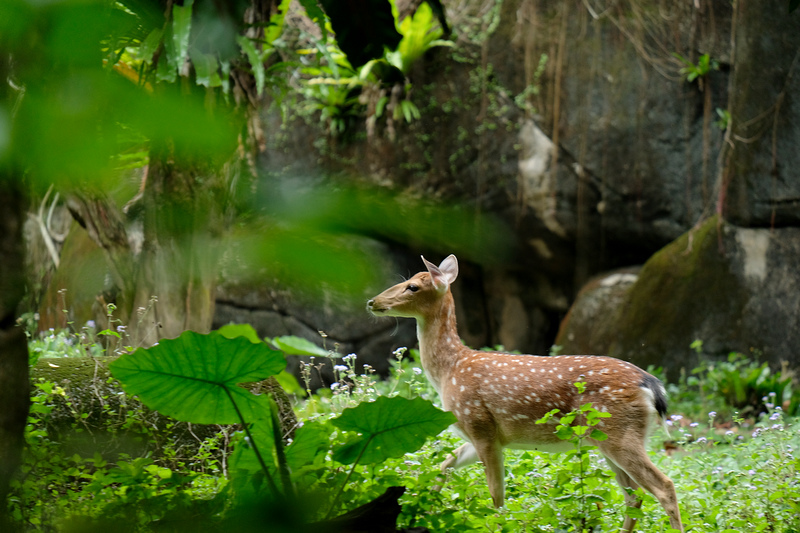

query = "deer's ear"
[
  {"left": 422, "top": 255, "right": 458, "bottom": 293},
  {"left": 438, "top": 254, "right": 458, "bottom": 284}
]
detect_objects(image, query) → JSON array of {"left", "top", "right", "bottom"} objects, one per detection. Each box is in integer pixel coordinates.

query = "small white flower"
[
  {"left": 413, "top": 367, "right": 422, "bottom": 375},
  {"left": 333, "top": 365, "right": 348, "bottom": 372},
  {"left": 708, "top": 411, "right": 717, "bottom": 418},
  {"left": 769, "top": 412, "right": 781, "bottom": 421},
  {"left": 695, "top": 437, "right": 707, "bottom": 444},
  {"left": 670, "top": 414, "right": 683, "bottom": 421},
  {"left": 725, "top": 430, "right": 734, "bottom": 436},
  {"left": 331, "top": 382, "right": 340, "bottom": 390},
  {"left": 690, "top": 422, "right": 699, "bottom": 428},
  {"left": 86, "top": 320, "right": 96, "bottom": 329},
  {"left": 117, "top": 325, "right": 127, "bottom": 333}
]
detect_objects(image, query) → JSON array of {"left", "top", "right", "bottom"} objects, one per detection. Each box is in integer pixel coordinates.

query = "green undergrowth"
[{"left": 9, "top": 326, "right": 800, "bottom": 532}]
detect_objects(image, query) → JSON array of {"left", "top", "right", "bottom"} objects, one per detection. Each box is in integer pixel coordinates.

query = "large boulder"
[
  {"left": 554, "top": 267, "right": 640, "bottom": 356},
  {"left": 557, "top": 216, "right": 800, "bottom": 380}
]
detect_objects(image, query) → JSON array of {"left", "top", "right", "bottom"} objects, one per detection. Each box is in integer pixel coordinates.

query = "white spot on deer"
[
  {"left": 452, "top": 377, "right": 457, "bottom": 386},
  {"left": 588, "top": 371, "right": 594, "bottom": 376},
  {"left": 460, "top": 385, "right": 465, "bottom": 392},
  {"left": 540, "top": 369, "right": 545, "bottom": 373},
  {"left": 502, "top": 375, "right": 507, "bottom": 380},
  {"left": 580, "top": 365, "right": 586, "bottom": 369},
  {"left": 548, "top": 379, "right": 552, "bottom": 384},
  {"left": 464, "top": 408, "right": 471, "bottom": 415},
  {"left": 569, "top": 367, "right": 574, "bottom": 371},
  {"left": 557, "top": 374, "right": 562, "bottom": 379}
]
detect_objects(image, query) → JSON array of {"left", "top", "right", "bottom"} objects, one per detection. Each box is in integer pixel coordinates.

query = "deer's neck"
[{"left": 416, "top": 291, "right": 466, "bottom": 393}]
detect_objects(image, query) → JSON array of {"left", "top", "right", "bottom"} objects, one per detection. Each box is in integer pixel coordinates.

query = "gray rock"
[{"left": 557, "top": 217, "right": 800, "bottom": 381}]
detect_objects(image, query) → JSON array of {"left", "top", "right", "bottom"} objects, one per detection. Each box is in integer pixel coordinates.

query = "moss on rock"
[{"left": 30, "top": 356, "right": 298, "bottom": 464}]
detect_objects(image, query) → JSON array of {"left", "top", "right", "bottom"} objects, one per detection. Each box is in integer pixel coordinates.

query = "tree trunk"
[
  {"left": 128, "top": 142, "right": 224, "bottom": 347},
  {"left": 0, "top": 177, "right": 30, "bottom": 532}
]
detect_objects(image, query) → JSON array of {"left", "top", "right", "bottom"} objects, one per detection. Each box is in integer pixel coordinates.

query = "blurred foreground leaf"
[{"left": 257, "top": 185, "right": 512, "bottom": 266}]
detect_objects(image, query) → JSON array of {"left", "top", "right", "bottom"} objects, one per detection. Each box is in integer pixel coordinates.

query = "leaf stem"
[
  {"left": 324, "top": 435, "right": 373, "bottom": 519},
  {"left": 224, "top": 387, "right": 281, "bottom": 498}
]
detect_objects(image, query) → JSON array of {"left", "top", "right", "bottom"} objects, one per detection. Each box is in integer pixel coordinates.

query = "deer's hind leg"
[
  {"left": 598, "top": 440, "right": 683, "bottom": 532},
  {"left": 604, "top": 455, "right": 644, "bottom": 533}
]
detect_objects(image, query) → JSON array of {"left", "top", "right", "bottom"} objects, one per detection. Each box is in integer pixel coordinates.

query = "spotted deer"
[{"left": 367, "top": 255, "right": 682, "bottom": 532}]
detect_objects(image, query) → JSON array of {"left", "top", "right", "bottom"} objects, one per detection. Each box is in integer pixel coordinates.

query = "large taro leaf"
[
  {"left": 332, "top": 396, "right": 456, "bottom": 465},
  {"left": 109, "top": 330, "right": 286, "bottom": 424}
]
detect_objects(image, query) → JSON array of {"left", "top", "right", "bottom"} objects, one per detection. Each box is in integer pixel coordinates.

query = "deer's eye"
[{"left": 406, "top": 284, "right": 419, "bottom": 293}]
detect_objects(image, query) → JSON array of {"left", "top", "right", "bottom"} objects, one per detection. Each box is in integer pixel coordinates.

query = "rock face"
[
  {"left": 723, "top": 2, "right": 800, "bottom": 227},
  {"left": 557, "top": 217, "right": 800, "bottom": 380}
]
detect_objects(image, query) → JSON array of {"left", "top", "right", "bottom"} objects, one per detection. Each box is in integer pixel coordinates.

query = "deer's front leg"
[
  {"left": 440, "top": 442, "right": 479, "bottom": 473},
  {"left": 433, "top": 442, "right": 480, "bottom": 493}
]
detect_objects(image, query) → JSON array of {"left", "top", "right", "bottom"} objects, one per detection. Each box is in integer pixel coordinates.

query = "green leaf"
[
  {"left": 589, "top": 428, "right": 608, "bottom": 441},
  {"left": 270, "top": 335, "right": 329, "bottom": 357},
  {"left": 559, "top": 413, "right": 576, "bottom": 425},
  {"left": 297, "top": 0, "right": 327, "bottom": 37},
  {"left": 625, "top": 506, "right": 645, "bottom": 519},
  {"left": 230, "top": 419, "right": 328, "bottom": 494},
  {"left": 265, "top": 0, "right": 292, "bottom": 44},
  {"left": 139, "top": 27, "right": 163, "bottom": 64},
  {"left": 191, "top": 50, "right": 221, "bottom": 88},
  {"left": 237, "top": 35, "right": 266, "bottom": 95},
  {"left": 375, "top": 95, "right": 389, "bottom": 118},
  {"left": 172, "top": 0, "right": 193, "bottom": 70},
  {"left": 274, "top": 371, "right": 304, "bottom": 395},
  {"left": 332, "top": 396, "right": 456, "bottom": 464},
  {"left": 109, "top": 330, "right": 286, "bottom": 424},
  {"left": 218, "top": 323, "right": 262, "bottom": 344}
]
